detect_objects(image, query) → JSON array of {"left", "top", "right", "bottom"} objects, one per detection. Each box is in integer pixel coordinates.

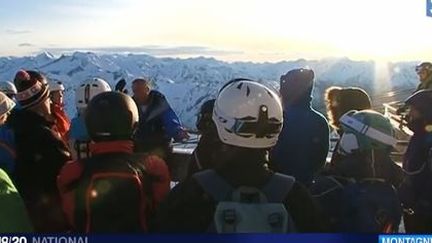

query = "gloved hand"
[
  {"left": 174, "top": 129, "right": 190, "bottom": 142},
  {"left": 396, "top": 105, "right": 408, "bottom": 115}
]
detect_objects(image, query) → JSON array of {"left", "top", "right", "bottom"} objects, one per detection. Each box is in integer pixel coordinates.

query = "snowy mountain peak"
[
  {"left": 35, "top": 52, "right": 55, "bottom": 66},
  {"left": 0, "top": 52, "right": 420, "bottom": 128},
  {"left": 36, "top": 51, "right": 55, "bottom": 60}
]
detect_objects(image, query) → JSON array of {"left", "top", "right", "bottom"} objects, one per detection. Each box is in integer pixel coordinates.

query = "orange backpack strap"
[{"left": 57, "top": 160, "right": 85, "bottom": 228}]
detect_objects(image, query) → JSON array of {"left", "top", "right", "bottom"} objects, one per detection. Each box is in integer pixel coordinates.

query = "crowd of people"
[{"left": 0, "top": 61, "right": 431, "bottom": 233}]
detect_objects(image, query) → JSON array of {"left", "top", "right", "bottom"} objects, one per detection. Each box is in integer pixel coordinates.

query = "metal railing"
[
  {"left": 382, "top": 100, "right": 413, "bottom": 165},
  {"left": 383, "top": 101, "right": 413, "bottom": 137}
]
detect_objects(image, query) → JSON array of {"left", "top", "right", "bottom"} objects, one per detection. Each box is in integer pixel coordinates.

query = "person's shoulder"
[
  {"left": 148, "top": 90, "right": 170, "bottom": 108},
  {"left": 71, "top": 115, "right": 85, "bottom": 123},
  {"left": 308, "top": 108, "right": 329, "bottom": 128},
  {"left": 309, "top": 107, "right": 327, "bottom": 120},
  {"left": 284, "top": 180, "right": 317, "bottom": 208},
  {"left": 6, "top": 108, "right": 25, "bottom": 128},
  {"left": 165, "top": 175, "right": 208, "bottom": 204},
  {"left": 70, "top": 116, "right": 88, "bottom": 137},
  {"left": 288, "top": 181, "right": 309, "bottom": 196},
  {"left": 0, "top": 125, "right": 15, "bottom": 147},
  {"left": 134, "top": 153, "right": 170, "bottom": 179},
  {"left": 150, "top": 90, "right": 166, "bottom": 100}
]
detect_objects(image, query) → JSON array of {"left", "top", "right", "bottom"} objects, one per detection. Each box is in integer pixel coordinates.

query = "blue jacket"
[
  {"left": 133, "top": 90, "right": 183, "bottom": 151},
  {"left": 0, "top": 105, "right": 22, "bottom": 175},
  {"left": 0, "top": 125, "right": 16, "bottom": 175},
  {"left": 69, "top": 115, "right": 89, "bottom": 142},
  {"left": 271, "top": 98, "right": 329, "bottom": 185}
]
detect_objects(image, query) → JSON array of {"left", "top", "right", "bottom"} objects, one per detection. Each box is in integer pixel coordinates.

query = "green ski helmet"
[{"left": 338, "top": 110, "right": 397, "bottom": 154}]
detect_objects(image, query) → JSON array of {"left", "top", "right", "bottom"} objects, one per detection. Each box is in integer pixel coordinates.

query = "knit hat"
[
  {"left": 14, "top": 70, "right": 50, "bottom": 109},
  {"left": 280, "top": 68, "right": 315, "bottom": 105}
]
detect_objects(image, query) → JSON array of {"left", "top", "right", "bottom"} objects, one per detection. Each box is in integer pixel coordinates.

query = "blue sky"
[{"left": 1, "top": 0, "right": 432, "bottom": 62}]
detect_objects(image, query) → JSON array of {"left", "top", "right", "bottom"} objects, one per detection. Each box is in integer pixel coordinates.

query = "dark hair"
[
  {"left": 325, "top": 86, "right": 371, "bottom": 132},
  {"left": 196, "top": 99, "right": 216, "bottom": 132}
]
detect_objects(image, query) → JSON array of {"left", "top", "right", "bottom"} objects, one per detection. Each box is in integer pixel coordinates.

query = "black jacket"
[
  {"left": 399, "top": 132, "right": 432, "bottom": 211},
  {"left": 7, "top": 109, "right": 71, "bottom": 232},
  {"left": 186, "top": 130, "right": 222, "bottom": 178}
]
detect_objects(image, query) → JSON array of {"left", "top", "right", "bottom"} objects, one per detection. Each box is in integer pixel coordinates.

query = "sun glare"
[{"left": 1, "top": 0, "right": 432, "bottom": 61}]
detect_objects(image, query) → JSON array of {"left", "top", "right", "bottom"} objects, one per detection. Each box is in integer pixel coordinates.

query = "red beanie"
[{"left": 14, "top": 70, "right": 50, "bottom": 109}]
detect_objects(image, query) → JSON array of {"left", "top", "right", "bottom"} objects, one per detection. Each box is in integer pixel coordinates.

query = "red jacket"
[
  {"left": 51, "top": 103, "right": 70, "bottom": 143},
  {"left": 57, "top": 140, "right": 170, "bottom": 232}
]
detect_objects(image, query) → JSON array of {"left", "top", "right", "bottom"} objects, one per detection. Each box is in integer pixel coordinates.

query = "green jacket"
[{"left": 0, "top": 169, "right": 33, "bottom": 232}]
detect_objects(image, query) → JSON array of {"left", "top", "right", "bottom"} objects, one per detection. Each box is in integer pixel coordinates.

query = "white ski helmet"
[
  {"left": 0, "top": 81, "right": 17, "bottom": 96},
  {"left": 49, "top": 80, "right": 65, "bottom": 92},
  {"left": 212, "top": 79, "right": 283, "bottom": 148},
  {"left": 75, "top": 78, "right": 111, "bottom": 109},
  {"left": 0, "top": 92, "right": 15, "bottom": 116}
]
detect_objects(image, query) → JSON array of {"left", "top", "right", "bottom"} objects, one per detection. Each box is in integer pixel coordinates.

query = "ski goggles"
[
  {"left": 226, "top": 105, "right": 282, "bottom": 139},
  {"left": 229, "top": 117, "right": 282, "bottom": 138}
]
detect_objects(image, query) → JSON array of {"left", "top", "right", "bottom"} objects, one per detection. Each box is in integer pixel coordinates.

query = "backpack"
[
  {"left": 193, "top": 169, "right": 296, "bottom": 233},
  {"left": 310, "top": 176, "right": 402, "bottom": 233},
  {"left": 73, "top": 140, "right": 91, "bottom": 160},
  {"left": 73, "top": 153, "right": 152, "bottom": 232}
]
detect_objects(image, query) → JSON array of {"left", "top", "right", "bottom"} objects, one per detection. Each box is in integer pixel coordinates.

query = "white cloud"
[
  {"left": 18, "top": 43, "right": 34, "bottom": 47},
  {"left": 42, "top": 45, "right": 243, "bottom": 56},
  {"left": 5, "top": 29, "right": 31, "bottom": 35}
]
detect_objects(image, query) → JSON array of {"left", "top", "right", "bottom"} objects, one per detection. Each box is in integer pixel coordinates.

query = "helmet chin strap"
[{"left": 370, "top": 149, "right": 376, "bottom": 178}]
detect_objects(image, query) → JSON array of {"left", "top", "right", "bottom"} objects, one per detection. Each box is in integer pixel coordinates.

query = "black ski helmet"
[
  {"left": 85, "top": 91, "right": 139, "bottom": 141},
  {"left": 405, "top": 89, "right": 432, "bottom": 122}
]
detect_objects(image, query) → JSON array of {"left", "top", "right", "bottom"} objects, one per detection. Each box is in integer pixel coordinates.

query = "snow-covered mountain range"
[{"left": 0, "top": 52, "right": 420, "bottom": 129}]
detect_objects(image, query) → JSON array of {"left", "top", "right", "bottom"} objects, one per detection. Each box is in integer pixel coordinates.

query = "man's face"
[
  {"left": 132, "top": 82, "right": 150, "bottom": 104},
  {"left": 417, "top": 69, "right": 430, "bottom": 82},
  {"left": 50, "top": 90, "right": 64, "bottom": 105},
  {"left": 39, "top": 96, "right": 52, "bottom": 116}
]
